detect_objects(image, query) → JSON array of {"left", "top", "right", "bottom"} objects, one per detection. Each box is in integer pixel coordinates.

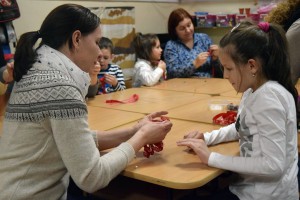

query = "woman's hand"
[
  {"left": 210, "top": 45, "right": 219, "bottom": 61},
  {"left": 140, "top": 120, "right": 172, "bottom": 144},
  {"left": 132, "top": 111, "right": 169, "bottom": 132},
  {"left": 193, "top": 52, "right": 209, "bottom": 68},
  {"left": 177, "top": 138, "right": 211, "bottom": 164},
  {"left": 3, "top": 62, "right": 14, "bottom": 83},
  {"left": 129, "top": 119, "right": 172, "bottom": 152}
]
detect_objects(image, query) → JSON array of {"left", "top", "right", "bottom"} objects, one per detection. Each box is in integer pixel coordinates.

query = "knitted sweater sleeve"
[{"left": 50, "top": 116, "right": 135, "bottom": 193}]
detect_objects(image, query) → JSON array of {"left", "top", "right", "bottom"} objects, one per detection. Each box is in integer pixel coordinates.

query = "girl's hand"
[
  {"left": 210, "top": 45, "right": 219, "bottom": 61},
  {"left": 158, "top": 60, "right": 166, "bottom": 71},
  {"left": 183, "top": 130, "right": 204, "bottom": 140},
  {"left": 177, "top": 138, "right": 211, "bottom": 164},
  {"left": 104, "top": 74, "right": 118, "bottom": 87}
]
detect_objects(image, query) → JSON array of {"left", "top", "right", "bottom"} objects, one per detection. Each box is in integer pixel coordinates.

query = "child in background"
[
  {"left": 97, "top": 37, "right": 126, "bottom": 95},
  {"left": 177, "top": 21, "right": 299, "bottom": 199},
  {"left": 132, "top": 33, "right": 166, "bottom": 87}
]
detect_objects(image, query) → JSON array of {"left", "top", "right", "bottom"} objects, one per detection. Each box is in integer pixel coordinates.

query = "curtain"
[{"left": 93, "top": 6, "right": 135, "bottom": 69}]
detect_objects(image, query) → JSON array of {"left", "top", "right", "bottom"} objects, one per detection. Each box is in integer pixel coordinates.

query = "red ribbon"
[
  {"left": 105, "top": 94, "right": 139, "bottom": 104},
  {"left": 99, "top": 77, "right": 106, "bottom": 94},
  {"left": 212, "top": 111, "right": 237, "bottom": 126}
]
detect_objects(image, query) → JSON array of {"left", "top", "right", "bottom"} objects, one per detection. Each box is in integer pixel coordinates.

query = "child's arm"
[
  {"left": 86, "top": 82, "right": 100, "bottom": 98},
  {"left": 135, "top": 60, "right": 164, "bottom": 86},
  {"left": 105, "top": 66, "right": 126, "bottom": 92},
  {"left": 86, "top": 62, "right": 101, "bottom": 98}
]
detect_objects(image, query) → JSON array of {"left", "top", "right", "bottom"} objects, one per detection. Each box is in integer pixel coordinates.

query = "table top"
[
  {"left": 148, "top": 78, "right": 234, "bottom": 96},
  {"left": 104, "top": 119, "right": 239, "bottom": 189},
  {"left": 87, "top": 87, "right": 210, "bottom": 114},
  {"left": 0, "top": 79, "right": 241, "bottom": 191},
  {"left": 220, "top": 90, "right": 243, "bottom": 98},
  {"left": 167, "top": 96, "right": 241, "bottom": 124},
  {"left": 87, "top": 106, "right": 144, "bottom": 131}
]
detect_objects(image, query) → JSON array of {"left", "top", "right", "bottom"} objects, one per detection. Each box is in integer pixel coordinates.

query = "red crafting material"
[
  {"left": 99, "top": 77, "right": 106, "bottom": 94},
  {"left": 105, "top": 94, "right": 139, "bottom": 104},
  {"left": 208, "top": 49, "right": 215, "bottom": 77},
  {"left": 212, "top": 111, "right": 237, "bottom": 125},
  {"left": 143, "top": 116, "right": 170, "bottom": 158}
]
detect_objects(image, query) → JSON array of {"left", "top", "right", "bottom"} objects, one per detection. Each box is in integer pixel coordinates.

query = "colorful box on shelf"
[
  {"left": 216, "top": 14, "right": 229, "bottom": 27},
  {"left": 195, "top": 11, "right": 239, "bottom": 28},
  {"left": 194, "top": 12, "right": 219, "bottom": 28},
  {"left": 236, "top": 14, "right": 247, "bottom": 24},
  {"left": 215, "top": 13, "right": 237, "bottom": 27},
  {"left": 194, "top": 12, "right": 208, "bottom": 27}
]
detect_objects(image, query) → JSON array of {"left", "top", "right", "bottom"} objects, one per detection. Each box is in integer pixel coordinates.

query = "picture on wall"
[{"left": 90, "top": 6, "right": 135, "bottom": 69}]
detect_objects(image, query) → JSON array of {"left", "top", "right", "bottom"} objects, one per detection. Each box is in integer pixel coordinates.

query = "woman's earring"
[{"left": 252, "top": 73, "right": 256, "bottom": 77}]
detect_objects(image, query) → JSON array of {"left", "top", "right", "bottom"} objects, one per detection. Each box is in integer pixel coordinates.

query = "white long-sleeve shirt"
[
  {"left": 132, "top": 58, "right": 164, "bottom": 87},
  {"left": 205, "top": 81, "right": 299, "bottom": 200}
]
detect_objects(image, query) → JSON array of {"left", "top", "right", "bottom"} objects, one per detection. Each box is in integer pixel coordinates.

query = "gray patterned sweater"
[{"left": 0, "top": 45, "right": 135, "bottom": 200}]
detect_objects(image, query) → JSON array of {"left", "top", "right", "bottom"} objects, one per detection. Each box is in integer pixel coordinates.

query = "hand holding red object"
[
  {"left": 143, "top": 116, "right": 170, "bottom": 158},
  {"left": 99, "top": 77, "right": 106, "bottom": 94},
  {"left": 212, "top": 111, "right": 237, "bottom": 125},
  {"left": 105, "top": 94, "right": 139, "bottom": 104}
]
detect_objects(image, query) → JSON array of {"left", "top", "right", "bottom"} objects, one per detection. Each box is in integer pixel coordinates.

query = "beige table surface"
[
  {"left": 219, "top": 90, "right": 243, "bottom": 98},
  {"left": 87, "top": 87, "right": 210, "bottom": 114},
  {"left": 87, "top": 106, "right": 145, "bottom": 131},
  {"left": 148, "top": 78, "right": 234, "bottom": 96},
  {"left": 104, "top": 119, "right": 239, "bottom": 190},
  {"left": 167, "top": 96, "right": 241, "bottom": 124}
]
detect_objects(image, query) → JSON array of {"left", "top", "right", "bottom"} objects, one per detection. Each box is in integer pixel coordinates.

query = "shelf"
[{"left": 195, "top": 26, "right": 233, "bottom": 29}]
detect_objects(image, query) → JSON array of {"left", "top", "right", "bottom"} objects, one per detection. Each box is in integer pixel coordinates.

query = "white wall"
[{"left": 14, "top": 0, "right": 254, "bottom": 38}]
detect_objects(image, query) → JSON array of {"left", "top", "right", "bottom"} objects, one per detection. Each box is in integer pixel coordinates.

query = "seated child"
[
  {"left": 132, "top": 33, "right": 166, "bottom": 87},
  {"left": 87, "top": 37, "right": 126, "bottom": 97}
]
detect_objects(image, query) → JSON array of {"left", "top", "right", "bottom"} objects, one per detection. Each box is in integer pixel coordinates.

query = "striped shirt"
[{"left": 97, "top": 64, "right": 126, "bottom": 94}]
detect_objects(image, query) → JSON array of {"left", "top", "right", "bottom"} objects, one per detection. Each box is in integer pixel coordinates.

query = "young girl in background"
[
  {"left": 132, "top": 33, "right": 166, "bottom": 87},
  {"left": 177, "top": 21, "right": 299, "bottom": 199}
]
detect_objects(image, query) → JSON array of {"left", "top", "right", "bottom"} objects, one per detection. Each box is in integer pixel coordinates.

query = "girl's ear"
[
  {"left": 111, "top": 54, "right": 115, "bottom": 60},
  {"left": 248, "top": 58, "right": 259, "bottom": 75}
]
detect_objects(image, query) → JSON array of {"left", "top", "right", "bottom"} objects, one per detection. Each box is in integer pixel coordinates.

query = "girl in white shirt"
[
  {"left": 177, "top": 21, "right": 299, "bottom": 200},
  {"left": 132, "top": 33, "right": 166, "bottom": 87}
]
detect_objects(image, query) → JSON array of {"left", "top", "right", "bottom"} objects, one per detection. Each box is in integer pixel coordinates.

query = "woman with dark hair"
[
  {"left": 164, "top": 8, "right": 223, "bottom": 79},
  {"left": 0, "top": 4, "right": 172, "bottom": 200}
]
